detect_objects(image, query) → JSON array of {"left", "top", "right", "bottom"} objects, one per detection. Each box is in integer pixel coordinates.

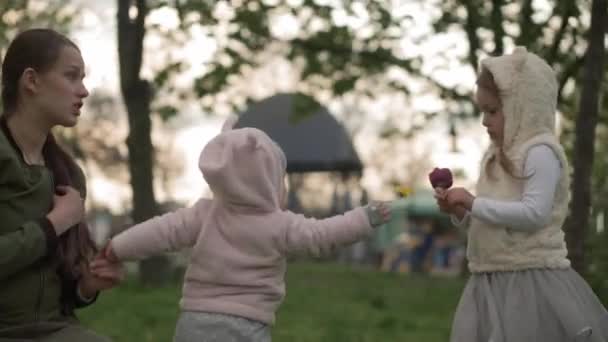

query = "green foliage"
[
  {"left": 153, "top": 62, "right": 183, "bottom": 90},
  {"left": 184, "top": 1, "right": 414, "bottom": 115},
  {"left": 109, "top": 1, "right": 591, "bottom": 136},
  {"left": 291, "top": 93, "right": 322, "bottom": 123},
  {"left": 0, "top": 1, "right": 75, "bottom": 45},
  {"left": 157, "top": 0, "right": 590, "bottom": 137},
  {"left": 155, "top": 105, "right": 178, "bottom": 122}
]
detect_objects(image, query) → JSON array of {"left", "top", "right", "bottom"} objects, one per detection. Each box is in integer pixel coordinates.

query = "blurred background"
[{"left": 1, "top": 0, "right": 606, "bottom": 341}]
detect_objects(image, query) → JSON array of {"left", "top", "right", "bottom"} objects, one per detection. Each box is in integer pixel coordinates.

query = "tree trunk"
[
  {"left": 117, "top": 0, "right": 171, "bottom": 285},
  {"left": 564, "top": 0, "right": 607, "bottom": 276}
]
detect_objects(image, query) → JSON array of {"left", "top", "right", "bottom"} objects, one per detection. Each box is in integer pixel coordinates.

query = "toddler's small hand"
[
  {"left": 367, "top": 201, "right": 391, "bottom": 227},
  {"left": 376, "top": 201, "right": 391, "bottom": 223},
  {"left": 94, "top": 240, "right": 118, "bottom": 263}
]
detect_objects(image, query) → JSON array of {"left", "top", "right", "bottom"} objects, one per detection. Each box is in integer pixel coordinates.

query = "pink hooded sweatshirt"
[{"left": 111, "top": 117, "right": 376, "bottom": 324}]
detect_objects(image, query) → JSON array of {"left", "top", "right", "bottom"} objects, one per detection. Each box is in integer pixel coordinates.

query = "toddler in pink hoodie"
[{"left": 95, "top": 116, "right": 390, "bottom": 342}]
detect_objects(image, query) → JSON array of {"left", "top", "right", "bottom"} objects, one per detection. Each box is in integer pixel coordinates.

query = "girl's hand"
[
  {"left": 445, "top": 187, "right": 475, "bottom": 210},
  {"left": 434, "top": 187, "right": 451, "bottom": 213}
]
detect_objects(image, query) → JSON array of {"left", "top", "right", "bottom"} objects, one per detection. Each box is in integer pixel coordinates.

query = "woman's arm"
[{"left": 0, "top": 219, "right": 57, "bottom": 280}]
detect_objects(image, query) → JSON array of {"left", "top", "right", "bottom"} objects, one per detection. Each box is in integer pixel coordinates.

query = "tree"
[
  {"left": 117, "top": 0, "right": 171, "bottom": 285},
  {"left": 563, "top": 0, "right": 606, "bottom": 275},
  {"left": 587, "top": 108, "right": 608, "bottom": 303}
]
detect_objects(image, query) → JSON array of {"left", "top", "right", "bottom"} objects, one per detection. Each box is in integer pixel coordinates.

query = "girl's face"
[
  {"left": 476, "top": 85, "right": 504, "bottom": 145},
  {"left": 27, "top": 46, "right": 89, "bottom": 128}
]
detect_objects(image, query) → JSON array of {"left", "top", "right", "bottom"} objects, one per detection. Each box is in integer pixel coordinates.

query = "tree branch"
[
  {"left": 462, "top": 0, "right": 482, "bottom": 70},
  {"left": 491, "top": 0, "right": 504, "bottom": 55},
  {"left": 557, "top": 57, "right": 584, "bottom": 104},
  {"left": 546, "top": 1, "right": 577, "bottom": 65},
  {"left": 515, "top": 0, "right": 534, "bottom": 46},
  {"left": 117, "top": 0, "right": 147, "bottom": 90}
]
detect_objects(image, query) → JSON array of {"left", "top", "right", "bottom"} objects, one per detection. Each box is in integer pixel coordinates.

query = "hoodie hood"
[
  {"left": 480, "top": 46, "right": 558, "bottom": 154},
  {"left": 199, "top": 116, "right": 287, "bottom": 212}
]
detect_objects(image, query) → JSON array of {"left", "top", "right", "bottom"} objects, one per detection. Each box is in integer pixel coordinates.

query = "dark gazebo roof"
[{"left": 235, "top": 93, "right": 363, "bottom": 174}]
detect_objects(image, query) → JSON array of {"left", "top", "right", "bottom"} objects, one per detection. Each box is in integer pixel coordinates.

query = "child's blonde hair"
[{"left": 477, "top": 67, "right": 525, "bottom": 180}]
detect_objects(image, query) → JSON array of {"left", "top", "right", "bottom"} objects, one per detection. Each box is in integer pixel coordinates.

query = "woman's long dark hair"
[{"left": 1, "top": 29, "right": 96, "bottom": 314}]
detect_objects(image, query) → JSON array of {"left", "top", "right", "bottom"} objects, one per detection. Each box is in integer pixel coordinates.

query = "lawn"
[{"left": 79, "top": 262, "right": 465, "bottom": 342}]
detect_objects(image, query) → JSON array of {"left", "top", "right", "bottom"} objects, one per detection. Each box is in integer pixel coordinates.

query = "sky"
[{"left": 68, "top": 0, "right": 488, "bottom": 213}]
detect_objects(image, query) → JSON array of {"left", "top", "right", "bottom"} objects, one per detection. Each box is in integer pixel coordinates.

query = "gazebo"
[{"left": 235, "top": 93, "right": 364, "bottom": 213}]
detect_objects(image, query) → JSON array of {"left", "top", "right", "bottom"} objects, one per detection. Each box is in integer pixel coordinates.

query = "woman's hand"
[
  {"left": 46, "top": 185, "right": 85, "bottom": 235},
  {"left": 80, "top": 250, "right": 125, "bottom": 298}
]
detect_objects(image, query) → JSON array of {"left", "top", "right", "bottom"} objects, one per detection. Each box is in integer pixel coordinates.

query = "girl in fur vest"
[
  {"left": 93, "top": 117, "right": 391, "bottom": 342},
  {"left": 435, "top": 47, "right": 608, "bottom": 342}
]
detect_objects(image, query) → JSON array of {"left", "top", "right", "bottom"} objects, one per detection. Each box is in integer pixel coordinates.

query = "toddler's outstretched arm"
[
  {"left": 109, "top": 198, "right": 212, "bottom": 261},
  {"left": 280, "top": 202, "right": 390, "bottom": 257}
]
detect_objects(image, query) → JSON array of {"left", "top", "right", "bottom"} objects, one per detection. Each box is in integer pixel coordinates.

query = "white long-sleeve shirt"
[{"left": 453, "top": 144, "right": 561, "bottom": 231}]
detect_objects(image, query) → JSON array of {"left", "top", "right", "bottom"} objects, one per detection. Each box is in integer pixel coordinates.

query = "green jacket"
[{"left": 0, "top": 120, "right": 94, "bottom": 337}]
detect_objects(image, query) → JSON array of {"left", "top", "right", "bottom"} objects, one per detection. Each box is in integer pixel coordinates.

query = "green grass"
[{"left": 79, "top": 262, "right": 465, "bottom": 342}]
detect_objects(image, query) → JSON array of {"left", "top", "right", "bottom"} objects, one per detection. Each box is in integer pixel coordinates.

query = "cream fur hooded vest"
[{"left": 467, "top": 47, "right": 571, "bottom": 273}]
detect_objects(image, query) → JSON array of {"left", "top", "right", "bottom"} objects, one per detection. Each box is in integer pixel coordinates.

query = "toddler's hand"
[
  {"left": 367, "top": 201, "right": 391, "bottom": 227},
  {"left": 85, "top": 257, "right": 125, "bottom": 293},
  {"left": 105, "top": 241, "right": 118, "bottom": 263},
  {"left": 96, "top": 240, "right": 119, "bottom": 263}
]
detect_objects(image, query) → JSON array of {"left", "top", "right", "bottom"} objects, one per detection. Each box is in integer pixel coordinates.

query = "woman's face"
[
  {"left": 29, "top": 46, "right": 89, "bottom": 128},
  {"left": 476, "top": 85, "right": 504, "bottom": 145}
]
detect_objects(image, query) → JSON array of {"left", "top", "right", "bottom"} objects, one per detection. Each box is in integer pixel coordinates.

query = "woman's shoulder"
[
  {"left": 0, "top": 128, "right": 14, "bottom": 154},
  {"left": 0, "top": 129, "right": 20, "bottom": 168},
  {"left": 0, "top": 132, "right": 29, "bottom": 189}
]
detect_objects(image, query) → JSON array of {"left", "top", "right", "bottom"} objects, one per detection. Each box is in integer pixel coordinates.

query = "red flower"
[{"left": 428, "top": 167, "right": 453, "bottom": 189}]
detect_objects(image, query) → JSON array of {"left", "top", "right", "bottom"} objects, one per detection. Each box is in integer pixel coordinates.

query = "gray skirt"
[
  {"left": 450, "top": 268, "right": 608, "bottom": 342},
  {"left": 173, "top": 311, "right": 271, "bottom": 342}
]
